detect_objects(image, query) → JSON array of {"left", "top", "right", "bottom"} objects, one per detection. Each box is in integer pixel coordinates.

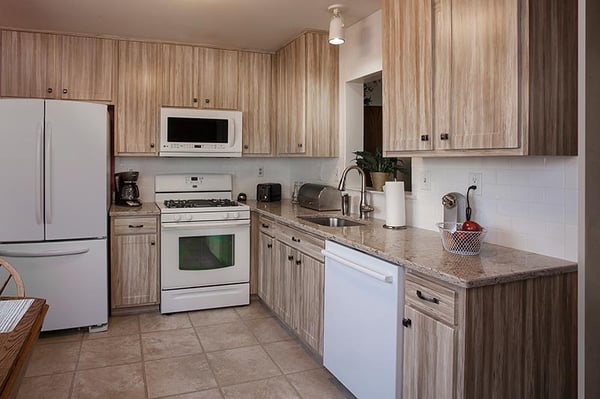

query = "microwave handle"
[{"left": 229, "top": 118, "right": 235, "bottom": 148}]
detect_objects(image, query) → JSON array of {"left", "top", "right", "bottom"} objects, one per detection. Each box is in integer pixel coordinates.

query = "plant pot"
[{"left": 370, "top": 172, "right": 393, "bottom": 191}]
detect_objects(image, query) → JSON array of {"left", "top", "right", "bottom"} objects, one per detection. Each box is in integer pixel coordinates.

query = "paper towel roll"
[{"left": 384, "top": 181, "right": 406, "bottom": 228}]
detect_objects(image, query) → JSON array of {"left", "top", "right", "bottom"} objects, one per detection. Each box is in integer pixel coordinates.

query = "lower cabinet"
[
  {"left": 256, "top": 214, "right": 325, "bottom": 355},
  {"left": 110, "top": 215, "right": 160, "bottom": 310}
]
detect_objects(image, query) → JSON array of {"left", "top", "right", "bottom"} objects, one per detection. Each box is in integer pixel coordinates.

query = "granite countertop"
[
  {"left": 109, "top": 202, "right": 160, "bottom": 217},
  {"left": 247, "top": 200, "right": 577, "bottom": 288}
]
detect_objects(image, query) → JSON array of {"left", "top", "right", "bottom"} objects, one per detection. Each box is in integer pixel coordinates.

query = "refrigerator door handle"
[
  {"left": 0, "top": 247, "right": 90, "bottom": 258},
  {"left": 36, "top": 122, "right": 44, "bottom": 225},
  {"left": 45, "top": 121, "right": 53, "bottom": 225}
]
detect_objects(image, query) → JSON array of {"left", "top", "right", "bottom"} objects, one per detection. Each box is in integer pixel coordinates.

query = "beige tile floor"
[{"left": 17, "top": 299, "right": 355, "bottom": 399}]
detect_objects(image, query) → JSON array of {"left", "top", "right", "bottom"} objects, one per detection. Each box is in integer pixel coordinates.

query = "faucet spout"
[{"left": 337, "top": 165, "right": 374, "bottom": 219}]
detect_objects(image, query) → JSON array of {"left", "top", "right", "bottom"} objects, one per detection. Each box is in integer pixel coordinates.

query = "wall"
[{"left": 331, "top": 9, "right": 579, "bottom": 262}]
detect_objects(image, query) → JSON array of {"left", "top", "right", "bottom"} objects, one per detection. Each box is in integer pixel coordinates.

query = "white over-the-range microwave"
[{"left": 159, "top": 107, "right": 243, "bottom": 157}]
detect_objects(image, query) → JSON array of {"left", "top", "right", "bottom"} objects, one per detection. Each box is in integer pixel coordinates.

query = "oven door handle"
[{"left": 161, "top": 220, "right": 250, "bottom": 229}]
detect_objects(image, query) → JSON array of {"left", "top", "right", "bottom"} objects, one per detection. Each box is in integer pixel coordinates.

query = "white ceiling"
[{"left": 0, "top": 0, "right": 381, "bottom": 52}]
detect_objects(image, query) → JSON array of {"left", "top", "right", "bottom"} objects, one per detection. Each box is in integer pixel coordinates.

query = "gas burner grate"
[{"left": 163, "top": 199, "right": 239, "bottom": 209}]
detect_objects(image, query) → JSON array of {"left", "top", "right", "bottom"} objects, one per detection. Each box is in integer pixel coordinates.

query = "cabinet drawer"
[
  {"left": 258, "top": 215, "right": 275, "bottom": 236},
  {"left": 405, "top": 273, "right": 456, "bottom": 325},
  {"left": 113, "top": 217, "right": 157, "bottom": 235},
  {"left": 276, "top": 223, "right": 324, "bottom": 261}
]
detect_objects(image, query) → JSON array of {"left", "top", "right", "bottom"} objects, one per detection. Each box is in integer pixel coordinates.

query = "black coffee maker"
[{"left": 115, "top": 171, "right": 141, "bottom": 207}]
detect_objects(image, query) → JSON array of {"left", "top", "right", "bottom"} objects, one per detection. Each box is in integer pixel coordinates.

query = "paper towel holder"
[{"left": 383, "top": 180, "right": 407, "bottom": 230}]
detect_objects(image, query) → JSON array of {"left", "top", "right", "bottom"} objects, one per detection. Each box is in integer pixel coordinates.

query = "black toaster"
[{"left": 257, "top": 183, "right": 281, "bottom": 202}]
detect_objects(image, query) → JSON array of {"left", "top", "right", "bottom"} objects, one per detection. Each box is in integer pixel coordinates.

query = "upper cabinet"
[
  {"left": 1, "top": 31, "right": 115, "bottom": 102},
  {"left": 196, "top": 47, "right": 239, "bottom": 110},
  {"left": 160, "top": 44, "right": 195, "bottom": 108},
  {"left": 238, "top": 51, "right": 273, "bottom": 155},
  {"left": 116, "top": 41, "right": 160, "bottom": 155},
  {"left": 383, "top": 0, "right": 577, "bottom": 157},
  {"left": 275, "top": 32, "right": 338, "bottom": 157}
]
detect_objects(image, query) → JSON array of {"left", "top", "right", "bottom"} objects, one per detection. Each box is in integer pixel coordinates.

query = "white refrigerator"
[{"left": 0, "top": 99, "right": 109, "bottom": 331}]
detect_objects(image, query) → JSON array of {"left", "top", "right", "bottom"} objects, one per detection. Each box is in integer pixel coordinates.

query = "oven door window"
[{"left": 179, "top": 235, "right": 234, "bottom": 270}]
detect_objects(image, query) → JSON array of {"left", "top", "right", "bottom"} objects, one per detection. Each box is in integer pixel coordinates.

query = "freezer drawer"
[{"left": 0, "top": 239, "right": 108, "bottom": 331}]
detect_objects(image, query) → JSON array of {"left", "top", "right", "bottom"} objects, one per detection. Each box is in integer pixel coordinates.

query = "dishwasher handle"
[{"left": 322, "top": 249, "right": 393, "bottom": 283}]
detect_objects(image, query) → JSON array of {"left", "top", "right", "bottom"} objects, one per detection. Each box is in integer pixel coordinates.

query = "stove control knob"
[
  {"left": 174, "top": 214, "right": 182, "bottom": 222},
  {"left": 222, "top": 213, "right": 230, "bottom": 220},
  {"left": 231, "top": 212, "right": 240, "bottom": 219},
  {"left": 184, "top": 214, "right": 193, "bottom": 221}
]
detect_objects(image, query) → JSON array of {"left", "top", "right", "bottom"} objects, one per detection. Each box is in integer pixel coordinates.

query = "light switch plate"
[{"left": 421, "top": 170, "right": 432, "bottom": 191}]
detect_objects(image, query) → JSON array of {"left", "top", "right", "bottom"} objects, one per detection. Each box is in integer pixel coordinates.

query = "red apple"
[{"left": 462, "top": 221, "right": 482, "bottom": 231}]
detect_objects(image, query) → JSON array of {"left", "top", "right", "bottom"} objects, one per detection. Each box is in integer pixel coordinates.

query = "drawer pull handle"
[
  {"left": 440, "top": 133, "right": 449, "bottom": 140},
  {"left": 128, "top": 224, "right": 144, "bottom": 228},
  {"left": 402, "top": 318, "right": 412, "bottom": 328},
  {"left": 420, "top": 134, "right": 429, "bottom": 141},
  {"left": 267, "top": 243, "right": 272, "bottom": 249},
  {"left": 416, "top": 290, "right": 439, "bottom": 304},
  {"left": 295, "top": 259, "right": 302, "bottom": 265},
  {"left": 287, "top": 255, "right": 294, "bottom": 261},
  {"left": 291, "top": 236, "right": 300, "bottom": 243},
  {"left": 262, "top": 223, "right": 269, "bottom": 228}
]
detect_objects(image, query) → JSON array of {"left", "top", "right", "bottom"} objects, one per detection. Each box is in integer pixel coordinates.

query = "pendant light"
[{"left": 328, "top": 4, "right": 345, "bottom": 45}]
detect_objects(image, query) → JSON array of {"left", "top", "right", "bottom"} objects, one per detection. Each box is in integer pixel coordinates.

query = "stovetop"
[{"left": 163, "top": 199, "right": 240, "bottom": 209}]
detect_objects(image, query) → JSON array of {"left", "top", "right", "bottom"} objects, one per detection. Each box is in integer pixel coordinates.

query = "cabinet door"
[
  {"left": 160, "top": 44, "right": 196, "bottom": 107},
  {"left": 305, "top": 32, "right": 338, "bottom": 157},
  {"left": 276, "top": 35, "right": 306, "bottom": 155},
  {"left": 60, "top": 36, "right": 116, "bottom": 101},
  {"left": 196, "top": 47, "right": 238, "bottom": 109},
  {"left": 296, "top": 253, "right": 324, "bottom": 355},
  {"left": 258, "top": 232, "right": 274, "bottom": 308},
  {"left": 403, "top": 306, "right": 455, "bottom": 399},
  {"left": 0, "top": 31, "right": 60, "bottom": 99},
  {"left": 273, "top": 241, "right": 295, "bottom": 327},
  {"left": 238, "top": 51, "right": 272, "bottom": 155},
  {"left": 111, "top": 233, "right": 159, "bottom": 308},
  {"left": 437, "top": 0, "right": 519, "bottom": 150},
  {"left": 382, "top": 0, "right": 433, "bottom": 153},
  {"left": 116, "top": 41, "right": 160, "bottom": 155}
]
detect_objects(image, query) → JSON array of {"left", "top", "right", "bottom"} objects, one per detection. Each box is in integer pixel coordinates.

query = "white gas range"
[{"left": 155, "top": 174, "right": 250, "bottom": 314}]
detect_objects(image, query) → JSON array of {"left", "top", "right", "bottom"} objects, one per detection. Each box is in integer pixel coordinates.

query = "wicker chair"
[{"left": 0, "top": 257, "right": 25, "bottom": 297}]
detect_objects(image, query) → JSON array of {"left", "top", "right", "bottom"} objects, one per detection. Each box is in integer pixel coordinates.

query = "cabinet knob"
[
  {"left": 402, "top": 318, "right": 412, "bottom": 328},
  {"left": 295, "top": 259, "right": 302, "bottom": 265},
  {"left": 287, "top": 255, "right": 294, "bottom": 261},
  {"left": 244, "top": 144, "right": 249, "bottom": 149},
  {"left": 150, "top": 143, "right": 155, "bottom": 148},
  {"left": 193, "top": 98, "right": 198, "bottom": 103},
  {"left": 420, "top": 135, "right": 429, "bottom": 142},
  {"left": 262, "top": 223, "right": 269, "bottom": 228},
  {"left": 205, "top": 98, "right": 210, "bottom": 104},
  {"left": 440, "top": 133, "right": 449, "bottom": 140},
  {"left": 150, "top": 241, "right": 156, "bottom": 246},
  {"left": 298, "top": 143, "right": 303, "bottom": 148},
  {"left": 62, "top": 88, "right": 68, "bottom": 94},
  {"left": 47, "top": 88, "right": 53, "bottom": 94},
  {"left": 267, "top": 243, "right": 272, "bottom": 249},
  {"left": 291, "top": 237, "right": 300, "bottom": 243}
]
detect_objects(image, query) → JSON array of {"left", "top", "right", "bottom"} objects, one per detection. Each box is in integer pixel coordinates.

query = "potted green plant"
[{"left": 353, "top": 148, "right": 407, "bottom": 191}]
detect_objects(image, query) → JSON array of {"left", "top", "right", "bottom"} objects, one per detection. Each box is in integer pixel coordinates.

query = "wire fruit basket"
[{"left": 436, "top": 222, "right": 487, "bottom": 256}]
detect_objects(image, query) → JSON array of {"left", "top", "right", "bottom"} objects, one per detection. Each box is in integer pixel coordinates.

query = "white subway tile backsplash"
[{"left": 411, "top": 156, "right": 578, "bottom": 261}]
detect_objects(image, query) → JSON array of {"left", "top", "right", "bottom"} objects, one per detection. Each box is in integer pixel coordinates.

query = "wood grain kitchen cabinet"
[
  {"left": 238, "top": 51, "right": 273, "bottom": 155},
  {"left": 402, "top": 271, "right": 577, "bottom": 398},
  {"left": 275, "top": 31, "right": 338, "bottom": 157},
  {"left": 160, "top": 43, "right": 196, "bottom": 107},
  {"left": 1, "top": 30, "right": 60, "bottom": 99},
  {"left": 116, "top": 40, "right": 160, "bottom": 155},
  {"left": 0, "top": 31, "right": 116, "bottom": 102},
  {"left": 255, "top": 216, "right": 325, "bottom": 355},
  {"left": 110, "top": 216, "right": 160, "bottom": 310},
  {"left": 195, "top": 47, "right": 239, "bottom": 110},
  {"left": 382, "top": 0, "right": 577, "bottom": 156}
]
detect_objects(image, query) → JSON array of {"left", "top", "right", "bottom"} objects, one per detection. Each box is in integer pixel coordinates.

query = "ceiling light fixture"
[{"left": 328, "top": 4, "right": 345, "bottom": 45}]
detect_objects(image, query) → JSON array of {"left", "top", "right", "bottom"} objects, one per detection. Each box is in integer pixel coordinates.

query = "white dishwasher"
[{"left": 323, "top": 240, "right": 404, "bottom": 399}]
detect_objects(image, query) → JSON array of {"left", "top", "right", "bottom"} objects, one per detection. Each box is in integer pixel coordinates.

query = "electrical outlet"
[
  {"left": 468, "top": 172, "right": 482, "bottom": 195},
  {"left": 421, "top": 170, "right": 432, "bottom": 191},
  {"left": 258, "top": 167, "right": 264, "bottom": 177}
]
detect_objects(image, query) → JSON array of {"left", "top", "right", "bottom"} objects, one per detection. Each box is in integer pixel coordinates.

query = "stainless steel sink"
[{"left": 298, "top": 216, "right": 365, "bottom": 227}]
